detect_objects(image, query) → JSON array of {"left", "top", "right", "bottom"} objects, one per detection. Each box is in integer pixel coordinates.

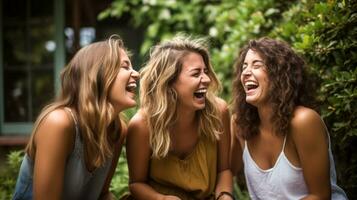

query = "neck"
[
  {"left": 174, "top": 108, "right": 197, "bottom": 131},
  {"left": 257, "top": 104, "right": 273, "bottom": 132}
]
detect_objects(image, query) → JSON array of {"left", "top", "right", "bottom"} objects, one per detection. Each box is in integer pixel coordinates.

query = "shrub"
[
  {"left": 0, "top": 150, "right": 23, "bottom": 200},
  {"left": 101, "top": 0, "right": 357, "bottom": 198}
]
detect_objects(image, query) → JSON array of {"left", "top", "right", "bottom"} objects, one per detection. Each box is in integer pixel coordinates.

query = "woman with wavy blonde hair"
[
  {"left": 13, "top": 35, "right": 139, "bottom": 200},
  {"left": 126, "top": 35, "right": 233, "bottom": 200}
]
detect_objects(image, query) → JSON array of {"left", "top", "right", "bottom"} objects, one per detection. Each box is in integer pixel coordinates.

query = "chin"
[
  {"left": 122, "top": 100, "right": 137, "bottom": 110},
  {"left": 127, "top": 101, "right": 137, "bottom": 108},
  {"left": 245, "top": 98, "right": 258, "bottom": 106},
  {"left": 195, "top": 104, "right": 206, "bottom": 110}
]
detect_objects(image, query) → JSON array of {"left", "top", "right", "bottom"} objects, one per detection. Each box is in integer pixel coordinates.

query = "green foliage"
[
  {"left": 0, "top": 151, "right": 23, "bottom": 200},
  {"left": 103, "top": 0, "right": 357, "bottom": 198},
  {"left": 110, "top": 148, "right": 129, "bottom": 198},
  {"left": 1, "top": 1, "right": 354, "bottom": 198},
  {"left": 101, "top": 0, "right": 296, "bottom": 101},
  {"left": 270, "top": 1, "right": 357, "bottom": 197},
  {"left": 109, "top": 108, "right": 136, "bottom": 198},
  {"left": 233, "top": 177, "right": 249, "bottom": 200}
]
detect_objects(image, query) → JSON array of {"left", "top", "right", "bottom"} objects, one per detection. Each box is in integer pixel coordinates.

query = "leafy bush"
[
  {"left": 1, "top": 1, "right": 354, "bottom": 199},
  {"left": 270, "top": 1, "right": 357, "bottom": 197},
  {"left": 102, "top": 0, "right": 356, "bottom": 198},
  {"left": 0, "top": 150, "right": 23, "bottom": 200},
  {"left": 100, "top": 0, "right": 295, "bottom": 101},
  {"left": 110, "top": 148, "right": 129, "bottom": 198}
]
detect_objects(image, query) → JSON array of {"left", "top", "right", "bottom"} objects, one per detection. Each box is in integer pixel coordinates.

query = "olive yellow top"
[{"left": 149, "top": 136, "right": 217, "bottom": 200}]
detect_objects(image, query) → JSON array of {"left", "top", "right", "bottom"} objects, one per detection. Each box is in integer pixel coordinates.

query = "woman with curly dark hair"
[{"left": 231, "top": 37, "right": 347, "bottom": 199}]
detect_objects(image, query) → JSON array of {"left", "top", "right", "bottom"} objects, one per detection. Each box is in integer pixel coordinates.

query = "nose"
[
  {"left": 131, "top": 69, "right": 140, "bottom": 80},
  {"left": 242, "top": 65, "right": 252, "bottom": 76},
  {"left": 200, "top": 73, "right": 211, "bottom": 84}
]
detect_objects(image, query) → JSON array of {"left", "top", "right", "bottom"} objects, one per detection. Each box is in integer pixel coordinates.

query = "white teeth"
[
  {"left": 127, "top": 83, "right": 137, "bottom": 88},
  {"left": 244, "top": 81, "right": 257, "bottom": 87},
  {"left": 195, "top": 89, "right": 207, "bottom": 93},
  {"left": 244, "top": 81, "right": 258, "bottom": 91}
]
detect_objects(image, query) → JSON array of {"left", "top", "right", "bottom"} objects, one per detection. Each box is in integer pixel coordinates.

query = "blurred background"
[{"left": 0, "top": 0, "right": 356, "bottom": 199}]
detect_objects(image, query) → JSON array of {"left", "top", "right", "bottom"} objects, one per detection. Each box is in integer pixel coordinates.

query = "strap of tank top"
[
  {"left": 64, "top": 107, "right": 82, "bottom": 153},
  {"left": 64, "top": 107, "right": 78, "bottom": 128},
  {"left": 282, "top": 134, "right": 287, "bottom": 152}
]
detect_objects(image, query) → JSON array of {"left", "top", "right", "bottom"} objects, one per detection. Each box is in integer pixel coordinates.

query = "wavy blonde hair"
[
  {"left": 26, "top": 35, "right": 126, "bottom": 168},
  {"left": 140, "top": 35, "right": 222, "bottom": 158}
]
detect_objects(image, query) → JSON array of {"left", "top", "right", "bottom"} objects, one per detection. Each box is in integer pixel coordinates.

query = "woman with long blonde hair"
[
  {"left": 126, "top": 35, "right": 233, "bottom": 200},
  {"left": 13, "top": 35, "right": 139, "bottom": 200}
]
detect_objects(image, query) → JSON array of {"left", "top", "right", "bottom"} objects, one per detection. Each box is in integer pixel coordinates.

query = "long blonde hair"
[
  {"left": 140, "top": 35, "right": 222, "bottom": 158},
  {"left": 26, "top": 35, "right": 126, "bottom": 168}
]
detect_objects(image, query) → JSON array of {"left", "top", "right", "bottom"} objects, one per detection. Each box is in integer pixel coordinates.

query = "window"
[
  {"left": 0, "top": 0, "right": 143, "bottom": 137},
  {"left": 0, "top": 0, "right": 64, "bottom": 135}
]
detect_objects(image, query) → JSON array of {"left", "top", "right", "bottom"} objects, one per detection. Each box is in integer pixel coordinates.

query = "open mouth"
[
  {"left": 194, "top": 88, "right": 207, "bottom": 99},
  {"left": 244, "top": 81, "right": 258, "bottom": 92},
  {"left": 126, "top": 82, "right": 137, "bottom": 93}
]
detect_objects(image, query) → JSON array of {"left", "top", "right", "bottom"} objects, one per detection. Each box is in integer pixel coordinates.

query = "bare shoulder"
[
  {"left": 126, "top": 110, "right": 151, "bottom": 156},
  {"left": 38, "top": 108, "right": 74, "bottom": 135},
  {"left": 291, "top": 106, "right": 323, "bottom": 130},
  {"left": 128, "top": 110, "right": 150, "bottom": 137},
  {"left": 34, "top": 108, "right": 75, "bottom": 154},
  {"left": 290, "top": 106, "right": 327, "bottom": 145}
]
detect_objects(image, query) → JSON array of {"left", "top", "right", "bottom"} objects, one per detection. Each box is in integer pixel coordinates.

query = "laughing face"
[
  {"left": 109, "top": 48, "right": 139, "bottom": 112},
  {"left": 240, "top": 49, "right": 270, "bottom": 107},
  {"left": 173, "top": 52, "right": 211, "bottom": 111}
]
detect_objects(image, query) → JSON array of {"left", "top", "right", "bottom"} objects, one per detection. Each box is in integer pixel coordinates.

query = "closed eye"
[
  {"left": 192, "top": 73, "right": 200, "bottom": 77},
  {"left": 253, "top": 64, "right": 264, "bottom": 69},
  {"left": 121, "top": 65, "right": 131, "bottom": 70},
  {"left": 121, "top": 60, "right": 132, "bottom": 70}
]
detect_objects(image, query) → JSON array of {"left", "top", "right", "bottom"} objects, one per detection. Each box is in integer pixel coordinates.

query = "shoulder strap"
[
  {"left": 282, "top": 134, "right": 287, "bottom": 152},
  {"left": 64, "top": 107, "right": 82, "bottom": 152},
  {"left": 64, "top": 107, "right": 78, "bottom": 128}
]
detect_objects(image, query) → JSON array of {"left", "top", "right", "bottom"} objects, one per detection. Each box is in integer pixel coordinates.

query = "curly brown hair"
[{"left": 232, "top": 37, "right": 318, "bottom": 139}]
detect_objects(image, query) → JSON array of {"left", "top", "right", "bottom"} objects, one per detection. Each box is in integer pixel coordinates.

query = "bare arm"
[
  {"left": 215, "top": 98, "right": 233, "bottom": 200},
  {"left": 127, "top": 112, "right": 180, "bottom": 200},
  {"left": 33, "top": 109, "right": 75, "bottom": 200},
  {"left": 292, "top": 107, "right": 331, "bottom": 200},
  {"left": 100, "top": 120, "right": 127, "bottom": 200}
]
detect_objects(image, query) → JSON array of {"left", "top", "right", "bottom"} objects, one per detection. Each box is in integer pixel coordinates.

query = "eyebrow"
[
  {"left": 243, "top": 60, "right": 264, "bottom": 65},
  {"left": 252, "top": 60, "right": 264, "bottom": 64},
  {"left": 188, "top": 66, "right": 207, "bottom": 72}
]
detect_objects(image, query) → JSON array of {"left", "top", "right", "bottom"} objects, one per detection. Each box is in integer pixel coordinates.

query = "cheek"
[
  {"left": 262, "top": 77, "right": 271, "bottom": 95},
  {"left": 117, "top": 71, "right": 131, "bottom": 84},
  {"left": 112, "top": 75, "right": 126, "bottom": 92}
]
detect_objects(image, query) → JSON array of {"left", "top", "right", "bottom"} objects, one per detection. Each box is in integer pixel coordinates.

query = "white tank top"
[{"left": 243, "top": 132, "right": 348, "bottom": 200}]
